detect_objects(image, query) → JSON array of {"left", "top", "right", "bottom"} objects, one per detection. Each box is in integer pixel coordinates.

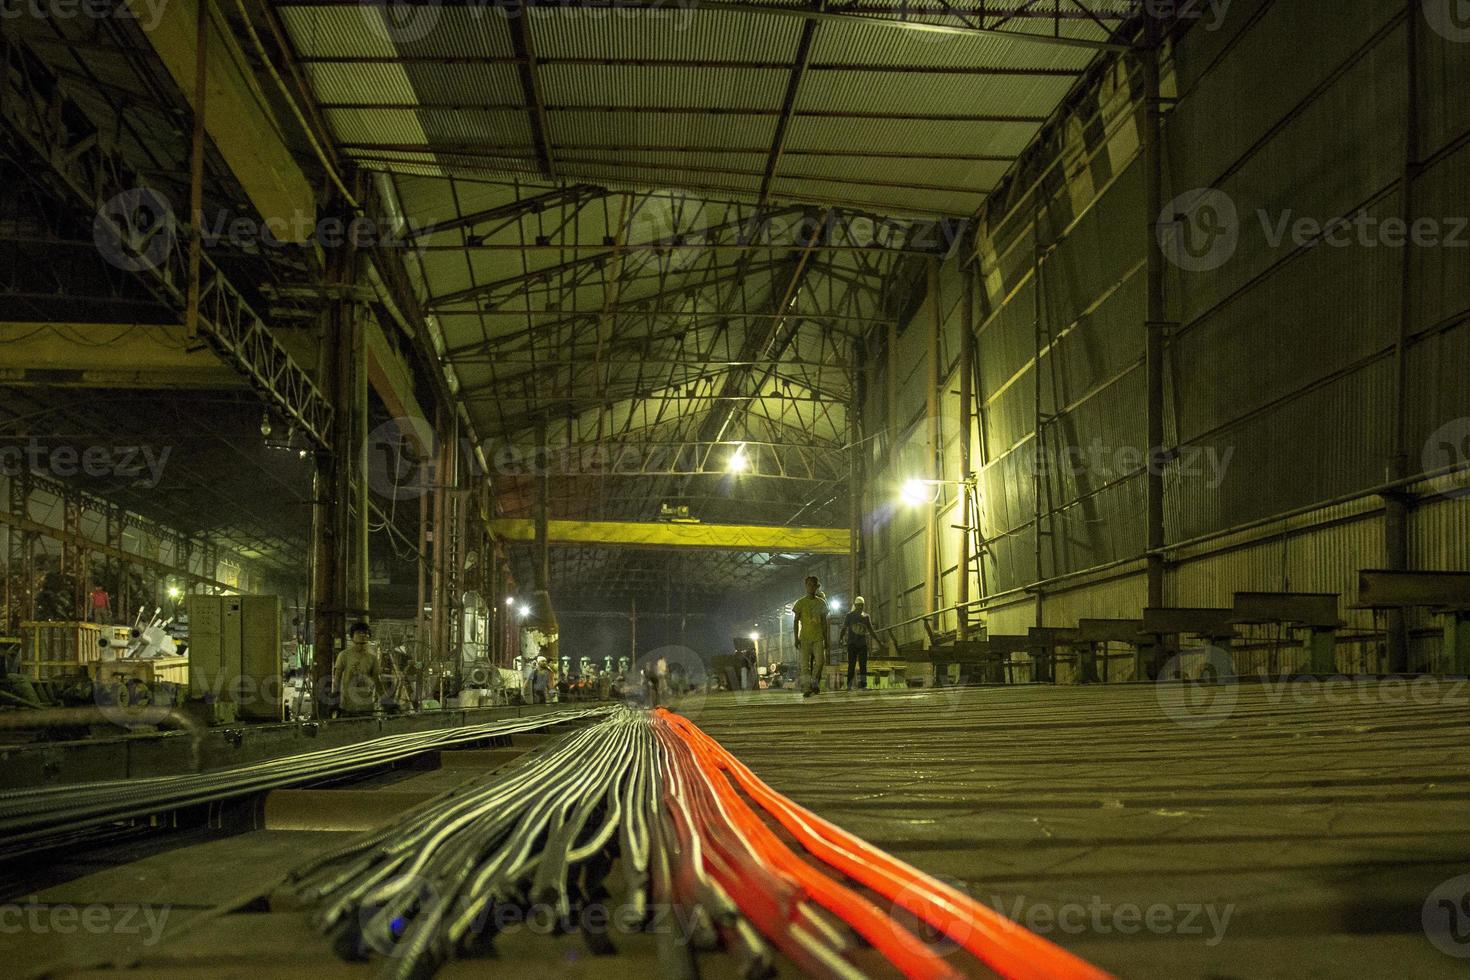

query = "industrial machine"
[{"left": 186, "top": 594, "right": 283, "bottom": 722}]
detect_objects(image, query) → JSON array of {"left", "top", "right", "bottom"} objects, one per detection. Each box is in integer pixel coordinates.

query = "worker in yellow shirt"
[{"left": 791, "top": 575, "right": 830, "bottom": 698}]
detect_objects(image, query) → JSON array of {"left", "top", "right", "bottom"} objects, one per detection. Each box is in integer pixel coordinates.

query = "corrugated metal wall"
[{"left": 861, "top": 3, "right": 1470, "bottom": 668}]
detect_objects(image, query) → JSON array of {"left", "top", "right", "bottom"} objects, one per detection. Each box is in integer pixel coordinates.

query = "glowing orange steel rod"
[{"left": 656, "top": 709, "right": 1115, "bottom": 980}]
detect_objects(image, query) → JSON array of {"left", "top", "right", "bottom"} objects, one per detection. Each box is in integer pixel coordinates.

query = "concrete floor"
[
  {"left": 5, "top": 681, "right": 1469, "bottom": 977},
  {"left": 689, "top": 682, "right": 1470, "bottom": 977}
]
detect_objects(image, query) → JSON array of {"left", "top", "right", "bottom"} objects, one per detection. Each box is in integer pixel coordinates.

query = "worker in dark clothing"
[{"left": 838, "top": 596, "right": 878, "bottom": 690}]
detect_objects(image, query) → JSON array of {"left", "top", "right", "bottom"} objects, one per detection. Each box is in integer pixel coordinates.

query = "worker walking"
[
  {"left": 332, "top": 621, "right": 381, "bottom": 717},
  {"left": 839, "top": 596, "right": 878, "bottom": 690},
  {"left": 791, "top": 575, "right": 830, "bottom": 698}
]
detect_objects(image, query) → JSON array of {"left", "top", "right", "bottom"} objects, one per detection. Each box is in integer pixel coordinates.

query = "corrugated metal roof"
[
  {"left": 530, "top": 7, "right": 802, "bottom": 63},
  {"left": 282, "top": 5, "right": 516, "bottom": 58},
  {"left": 810, "top": 16, "right": 1098, "bottom": 71},
  {"left": 265, "top": 0, "right": 1128, "bottom": 585},
  {"left": 782, "top": 115, "right": 1039, "bottom": 158}
]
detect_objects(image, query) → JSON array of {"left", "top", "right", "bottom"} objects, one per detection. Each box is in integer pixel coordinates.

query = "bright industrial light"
[
  {"left": 505, "top": 596, "right": 515, "bottom": 606},
  {"left": 518, "top": 604, "right": 530, "bottom": 617},
  {"left": 727, "top": 446, "right": 749, "bottom": 473},
  {"left": 900, "top": 478, "right": 933, "bottom": 505},
  {"left": 259, "top": 411, "right": 272, "bottom": 438},
  {"left": 749, "top": 631, "right": 760, "bottom": 642},
  {"left": 167, "top": 586, "right": 182, "bottom": 600},
  {"left": 828, "top": 598, "right": 841, "bottom": 613}
]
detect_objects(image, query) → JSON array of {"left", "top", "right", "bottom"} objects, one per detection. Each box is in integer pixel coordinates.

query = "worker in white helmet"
[
  {"left": 838, "top": 596, "right": 878, "bottom": 690},
  {"left": 791, "top": 575, "right": 830, "bottom": 698}
]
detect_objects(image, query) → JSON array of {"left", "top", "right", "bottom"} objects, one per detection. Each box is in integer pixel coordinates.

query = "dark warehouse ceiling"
[{"left": 2, "top": 0, "right": 1136, "bottom": 603}]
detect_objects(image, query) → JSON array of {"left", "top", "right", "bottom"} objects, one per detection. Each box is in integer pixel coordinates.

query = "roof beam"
[
  {"left": 505, "top": 2, "right": 555, "bottom": 179},
  {"left": 126, "top": 0, "right": 315, "bottom": 240},
  {"left": 585, "top": 0, "right": 1130, "bottom": 50},
  {"left": 406, "top": 183, "right": 607, "bottom": 242},
  {"left": 358, "top": 148, "right": 987, "bottom": 198},
  {"left": 426, "top": 202, "right": 808, "bottom": 309},
  {"left": 759, "top": 8, "right": 817, "bottom": 204},
  {"left": 343, "top": 142, "right": 1015, "bottom": 163},
  {"left": 303, "top": 61, "right": 1082, "bottom": 77}
]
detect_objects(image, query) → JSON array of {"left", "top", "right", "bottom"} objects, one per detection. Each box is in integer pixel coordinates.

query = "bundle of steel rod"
[
  {"left": 0, "top": 706, "right": 611, "bottom": 855},
  {"left": 284, "top": 706, "right": 661, "bottom": 979},
  {"left": 287, "top": 706, "right": 1111, "bottom": 980}
]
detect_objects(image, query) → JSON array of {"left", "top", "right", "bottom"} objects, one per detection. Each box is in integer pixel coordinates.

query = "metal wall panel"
[{"left": 859, "top": 5, "right": 1470, "bottom": 665}]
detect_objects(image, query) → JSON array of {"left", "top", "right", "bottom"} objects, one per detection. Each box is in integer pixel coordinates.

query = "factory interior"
[{"left": 1, "top": 1, "right": 1469, "bottom": 977}]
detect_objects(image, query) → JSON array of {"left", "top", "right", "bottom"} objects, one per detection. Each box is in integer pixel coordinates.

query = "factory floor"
[{"left": 5, "top": 681, "right": 1470, "bottom": 978}]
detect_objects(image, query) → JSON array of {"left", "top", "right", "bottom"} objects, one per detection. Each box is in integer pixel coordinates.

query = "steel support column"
[
  {"left": 1143, "top": 21, "right": 1168, "bottom": 626},
  {"left": 887, "top": 311, "right": 900, "bottom": 631},
  {"left": 958, "top": 257, "right": 975, "bottom": 641},
  {"left": 849, "top": 337, "right": 865, "bottom": 602},
  {"left": 925, "top": 256, "right": 941, "bottom": 628},
  {"left": 310, "top": 237, "right": 362, "bottom": 701},
  {"left": 1385, "top": 0, "right": 1421, "bottom": 673},
  {"left": 6, "top": 474, "right": 35, "bottom": 630}
]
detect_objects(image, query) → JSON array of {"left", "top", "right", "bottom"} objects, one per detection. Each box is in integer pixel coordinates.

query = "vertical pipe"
[
  {"left": 417, "top": 478, "right": 428, "bottom": 659},
  {"left": 958, "top": 256, "right": 975, "bottom": 640},
  {"left": 429, "top": 406, "right": 446, "bottom": 659},
  {"left": 849, "top": 339, "right": 864, "bottom": 601},
  {"left": 887, "top": 312, "right": 900, "bottom": 633},
  {"left": 534, "top": 420, "right": 550, "bottom": 593},
  {"left": 1385, "top": 0, "right": 1420, "bottom": 673},
  {"left": 1143, "top": 18, "right": 1168, "bottom": 622},
  {"left": 185, "top": 0, "right": 207, "bottom": 340},
  {"left": 457, "top": 424, "right": 468, "bottom": 670},
  {"left": 444, "top": 414, "right": 461, "bottom": 680},
  {"left": 630, "top": 594, "right": 638, "bottom": 664},
  {"left": 925, "top": 256, "right": 941, "bottom": 628},
  {"left": 489, "top": 545, "right": 500, "bottom": 666},
  {"left": 352, "top": 307, "right": 370, "bottom": 619},
  {"left": 1032, "top": 201, "right": 1046, "bottom": 631}
]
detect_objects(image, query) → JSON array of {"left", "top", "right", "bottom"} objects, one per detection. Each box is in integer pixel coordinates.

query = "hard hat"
[{"left": 853, "top": 596, "right": 866, "bottom": 606}]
